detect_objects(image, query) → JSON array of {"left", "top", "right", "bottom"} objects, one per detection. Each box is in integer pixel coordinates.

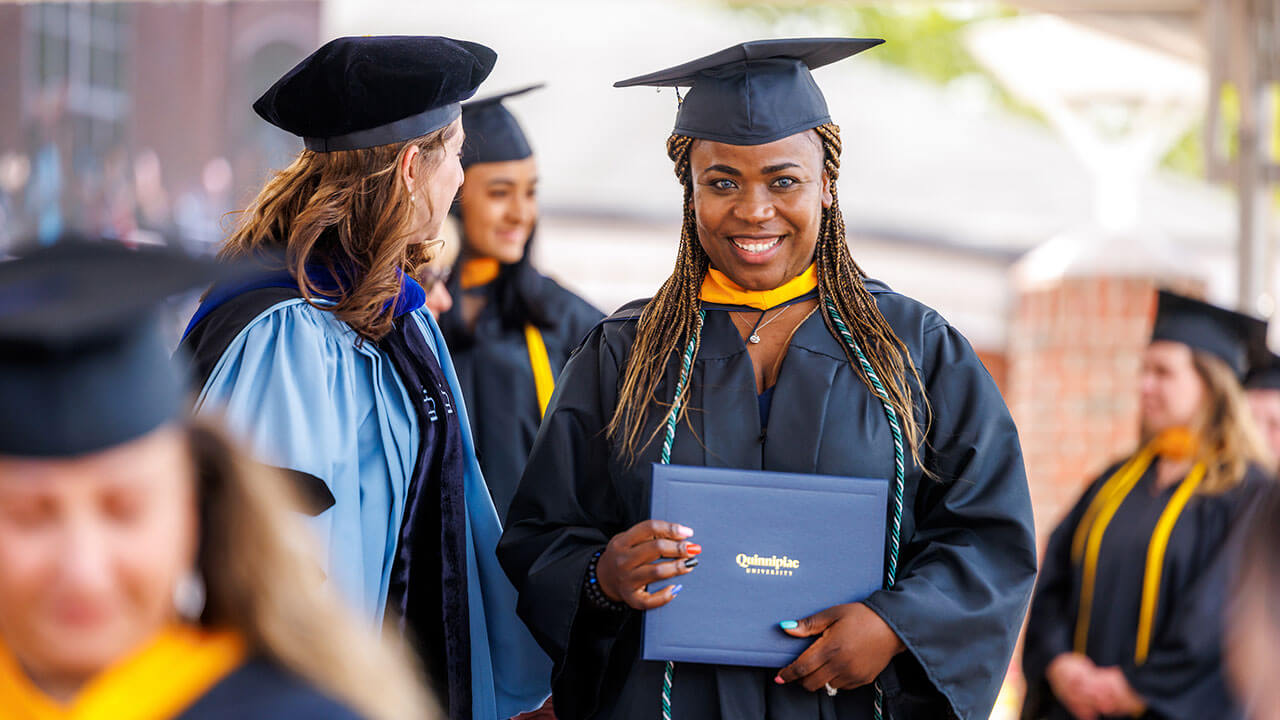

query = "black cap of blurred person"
[
  {"left": 1246, "top": 351, "right": 1280, "bottom": 392},
  {"left": 614, "top": 37, "right": 882, "bottom": 145},
  {"left": 460, "top": 83, "right": 543, "bottom": 169},
  {"left": 1151, "top": 290, "right": 1269, "bottom": 380},
  {"left": 254, "top": 35, "right": 496, "bottom": 153},
  {"left": 0, "top": 238, "right": 229, "bottom": 457}
]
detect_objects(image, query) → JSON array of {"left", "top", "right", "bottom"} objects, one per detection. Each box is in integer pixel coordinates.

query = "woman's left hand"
[{"left": 774, "top": 603, "right": 906, "bottom": 693}]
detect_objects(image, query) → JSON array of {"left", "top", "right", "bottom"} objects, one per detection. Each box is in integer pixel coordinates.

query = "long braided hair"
[{"left": 606, "top": 123, "right": 930, "bottom": 467}]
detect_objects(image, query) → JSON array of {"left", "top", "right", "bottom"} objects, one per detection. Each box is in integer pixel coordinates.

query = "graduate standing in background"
[
  {"left": 498, "top": 39, "right": 1037, "bottom": 720},
  {"left": 1244, "top": 352, "right": 1280, "bottom": 461},
  {"left": 1022, "top": 291, "right": 1272, "bottom": 720},
  {"left": 0, "top": 240, "right": 432, "bottom": 720},
  {"left": 439, "top": 84, "right": 603, "bottom": 520},
  {"left": 178, "top": 37, "right": 550, "bottom": 720}
]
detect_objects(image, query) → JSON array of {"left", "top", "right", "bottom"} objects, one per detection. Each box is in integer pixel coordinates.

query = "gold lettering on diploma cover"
[{"left": 735, "top": 553, "right": 799, "bottom": 577}]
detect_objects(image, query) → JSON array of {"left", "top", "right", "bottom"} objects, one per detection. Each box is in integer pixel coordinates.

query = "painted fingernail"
[
  {"left": 684, "top": 558, "right": 699, "bottom": 568},
  {"left": 671, "top": 584, "right": 684, "bottom": 596},
  {"left": 779, "top": 620, "right": 798, "bottom": 630},
  {"left": 774, "top": 675, "right": 785, "bottom": 685},
  {"left": 676, "top": 525, "right": 694, "bottom": 538},
  {"left": 685, "top": 543, "right": 702, "bottom": 556}
]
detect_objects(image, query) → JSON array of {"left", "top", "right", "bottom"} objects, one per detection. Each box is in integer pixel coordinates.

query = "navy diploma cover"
[{"left": 644, "top": 464, "right": 887, "bottom": 667}]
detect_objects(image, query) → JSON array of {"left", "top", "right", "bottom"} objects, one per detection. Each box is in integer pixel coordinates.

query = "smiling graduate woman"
[
  {"left": 497, "top": 38, "right": 1038, "bottom": 720},
  {"left": 439, "top": 84, "right": 603, "bottom": 520}
]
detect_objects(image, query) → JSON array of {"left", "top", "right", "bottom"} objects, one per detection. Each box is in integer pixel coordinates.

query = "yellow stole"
[
  {"left": 699, "top": 264, "right": 819, "bottom": 311},
  {"left": 459, "top": 258, "right": 501, "bottom": 290},
  {"left": 0, "top": 625, "right": 247, "bottom": 720},
  {"left": 458, "top": 257, "right": 555, "bottom": 416},
  {"left": 1071, "top": 428, "right": 1206, "bottom": 664}
]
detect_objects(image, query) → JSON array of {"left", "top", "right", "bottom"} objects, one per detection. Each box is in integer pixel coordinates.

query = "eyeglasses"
[{"left": 419, "top": 266, "right": 452, "bottom": 287}]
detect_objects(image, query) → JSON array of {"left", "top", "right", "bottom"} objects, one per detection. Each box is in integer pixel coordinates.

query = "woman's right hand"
[{"left": 595, "top": 520, "right": 700, "bottom": 610}]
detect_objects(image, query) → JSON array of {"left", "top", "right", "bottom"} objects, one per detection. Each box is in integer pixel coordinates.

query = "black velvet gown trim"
[{"left": 380, "top": 316, "right": 472, "bottom": 720}]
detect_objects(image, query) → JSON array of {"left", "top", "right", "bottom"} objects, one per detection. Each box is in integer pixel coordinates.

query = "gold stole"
[
  {"left": 0, "top": 625, "right": 246, "bottom": 720},
  {"left": 1070, "top": 428, "right": 1206, "bottom": 664}
]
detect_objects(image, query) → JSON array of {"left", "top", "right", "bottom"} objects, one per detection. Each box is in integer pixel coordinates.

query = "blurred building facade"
[{"left": 0, "top": 1, "right": 316, "bottom": 253}]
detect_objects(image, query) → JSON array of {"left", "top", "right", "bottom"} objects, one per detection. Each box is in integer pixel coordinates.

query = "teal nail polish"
[
  {"left": 779, "top": 620, "right": 798, "bottom": 630},
  {"left": 671, "top": 584, "right": 684, "bottom": 596}
]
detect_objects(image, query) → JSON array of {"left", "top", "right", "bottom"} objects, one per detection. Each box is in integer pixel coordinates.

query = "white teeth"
[{"left": 731, "top": 237, "right": 782, "bottom": 253}]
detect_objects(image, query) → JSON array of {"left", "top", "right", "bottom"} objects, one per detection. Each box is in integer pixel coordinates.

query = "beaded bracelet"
[{"left": 585, "top": 549, "right": 628, "bottom": 613}]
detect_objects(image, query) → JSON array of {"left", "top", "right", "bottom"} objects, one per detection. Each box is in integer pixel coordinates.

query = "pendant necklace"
[{"left": 744, "top": 304, "right": 793, "bottom": 344}]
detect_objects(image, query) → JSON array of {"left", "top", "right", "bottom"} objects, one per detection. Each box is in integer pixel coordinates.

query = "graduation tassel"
[
  {"left": 825, "top": 299, "right": 906, "bottom": 720},
  {"left": 657, "top": 310, "right": 703, "bottom": 720}
]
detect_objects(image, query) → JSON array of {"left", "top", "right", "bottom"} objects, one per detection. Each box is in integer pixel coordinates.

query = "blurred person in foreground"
[
  {"left": 1225, "top": 482, "right": 1280, "bottom": 720},
  {"left": 439, "top": 84, "right": 602, "bottom": 520},
  {"left": 498, "top": 38, "right": 1037, "bottom": 720},
  {"left": 177, "top": 36, "right": 550, "bottom": 719},
  {"left": 0, "top": 239, "right": 433, "bottom": 720},
  {"left": 1022, "top": 291, "right": 1273, "bottom": 720},
  {"left": 1243, "top": 352, "right": 1280, "bottom": 461}
]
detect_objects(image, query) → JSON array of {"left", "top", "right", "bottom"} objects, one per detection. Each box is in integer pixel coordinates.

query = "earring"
[{"left": 173, "top": 570, "right": 207, "bottom": 622}]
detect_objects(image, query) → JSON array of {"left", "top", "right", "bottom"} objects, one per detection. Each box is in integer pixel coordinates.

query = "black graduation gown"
[
  {"left": 179, "top": 658, "right": 364, "bottom": 719},
  {"left": 443, "top": 273, "right": 603, "bottom": 519},
  {"left": 497, "top": 280, "right": 1038, "bottom": 720},
  {"left": 1021, "top": 460, "right": 1267, "bottom": 720}
]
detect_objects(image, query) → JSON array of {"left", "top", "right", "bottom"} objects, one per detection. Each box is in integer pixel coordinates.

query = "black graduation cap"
[
  {"left": 1246, "top": 351, "right": 1280, "bottom": 391},
  {"left": 614, "top": 38, "right": 883, "bottom": 145},
  {"left": 461, "top": 83, "right": 544, "bottom": 168},
  {"left": 254, "top": 35, "right": 496, "bottom": 153},
  {"left": 1150, "top": 290, "right": 1268, "bottom": 379},
  {"left": 0, "top": 239, "right": 230, "bottom": 458}
]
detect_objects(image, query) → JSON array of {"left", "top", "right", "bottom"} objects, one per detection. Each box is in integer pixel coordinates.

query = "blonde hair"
[
  {"left": 188, "top": 421, "right": 437, "bottom": 720},
  {"left": 219, "top": 127, "right": 456, "bottom": 342},
  {"left": 607, "top": 124, "right": 929, "bottom": 466}
]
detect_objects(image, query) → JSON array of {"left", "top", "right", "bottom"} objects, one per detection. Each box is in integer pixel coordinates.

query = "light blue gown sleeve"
[
  {"left": 193, "top": 299, "right": 416, "bottom": 624},
  {"left": 410, "top": 310, "right": 553, "bottom": 719}
]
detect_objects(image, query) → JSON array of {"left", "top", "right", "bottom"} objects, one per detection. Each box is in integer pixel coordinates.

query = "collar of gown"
[
  {"left": 459, "top": 258, "right": 502, "bottom": 290},
  {"left": 0, "top": 624, "right": 246, "bottom": 720},
  {"left": 699, "top": 263, "right": 818, "bottom": 311}
]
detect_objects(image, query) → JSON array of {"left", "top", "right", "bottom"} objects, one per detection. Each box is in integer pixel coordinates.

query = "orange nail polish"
[{"left": 686, "top": 543, "right": 702, "bottom": 556}]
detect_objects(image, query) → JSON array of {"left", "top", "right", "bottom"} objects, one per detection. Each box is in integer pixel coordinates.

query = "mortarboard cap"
[
  {"left": 254, "top": 35, "right": 496, "bottom": 153},
  {"left": 0, "top": 239, "right": 232, "bottom": 458},
  {"left": 1151, "top": 290, "right": 1268, "bottom": 379},
  {"left": 461, "top": 83, "right": 544, "bottom": 168},
  {"left": 614, "top": 38, "right": 883, "bottom": 146},
  {"left": 1246, "top": 351, "right": 1280, "bottom": 391}
]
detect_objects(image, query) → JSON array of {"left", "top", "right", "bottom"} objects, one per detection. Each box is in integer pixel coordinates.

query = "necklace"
[{"left": 739, "top": 304, "right": 793, "bottom": 344}]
